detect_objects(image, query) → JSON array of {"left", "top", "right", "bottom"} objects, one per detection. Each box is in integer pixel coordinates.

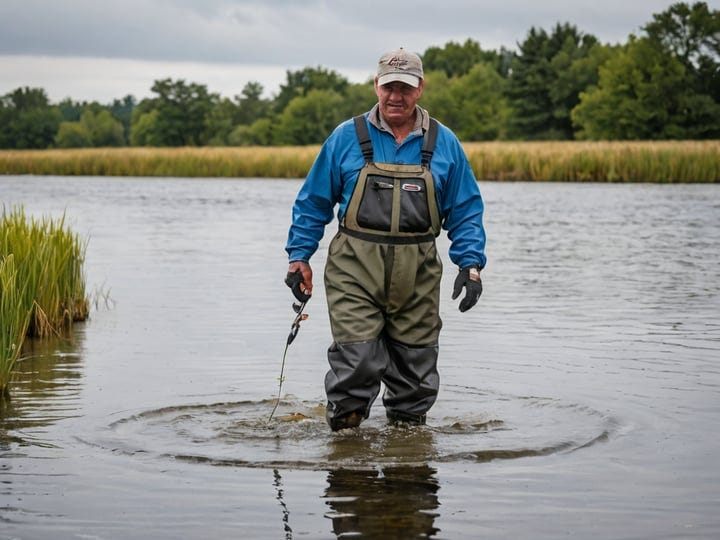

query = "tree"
[
  {"left": 422, "top": 64, "right": 510, "bottom": 140},
  {"left": 129, "top": 110, "right": 162, "bottom": 146},
  {"left": 55, "top": 122, "right": 92, "bottom": 148},
  {"left": 129, "top": 79, "right": 218, "bottom": 146},
  {"left": 235, "top": 82, "right": 271, "bottom": 126},
  {"left": 203, "top": 97, "right": 240, "bottom": 146},
  {"left": 108, "top": 95, "right": 136, "bottom": 143},
  {"left": 273, "top": 67, "right": 349, "bottom": 113},
  {"left": 274, "top": 89, "right": 346, "bottom": 145},
  {"left": 0, "top": 87, "right": 61, "bottom": 149},
  {"left": 56, "top": 109, "right": 125, "bottom": 148},
  {"left": 423, "top": 39, "right": 484, "bottom": 78},
  {"left": 571, "top": 37, "right": 720, "bottom": 139},
  {"left": 57, "top": 98, "right": 84, "bottom": 122},
  {"left": 338, "top": 82, "right": 377, "bottom": 119},
  {"left": 228, "top": 118, "right": 274, "bottom": 146},
  {"left": 506, "top": 24, "right": 599, "bottom": 139},
  {"left": 643, "top": 1, "right": 720, "bottom": 99}
]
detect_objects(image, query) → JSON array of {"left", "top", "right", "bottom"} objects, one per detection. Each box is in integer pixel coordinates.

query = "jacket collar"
[{"left": 368, "top": 104, "right": 429, "bottom": 137}]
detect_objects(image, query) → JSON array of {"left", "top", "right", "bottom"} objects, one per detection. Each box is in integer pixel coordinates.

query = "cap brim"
[{"left": 377, "top": 73, "right": 420, "bottom": 88}]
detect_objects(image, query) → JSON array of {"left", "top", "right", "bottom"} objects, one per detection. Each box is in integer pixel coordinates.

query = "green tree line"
[{"left": 1, "top": 2, "right": 718, "bottom": 149}]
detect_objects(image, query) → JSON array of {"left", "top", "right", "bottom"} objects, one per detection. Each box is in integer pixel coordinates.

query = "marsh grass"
[
  {"left": 464, "top": 140, "right": 720, "bottom": 182},
  {"left": 0, "top": 207, "right": 89, "bottom": 395},
  {"left": 0, "top": 255, "right": 33, "bottom": 397},
  {"left": 0, "top": 141, "right": 718, "bottom": 182},
  {"left": 0, "top": 146, "right": 321, "bottom": 179}
]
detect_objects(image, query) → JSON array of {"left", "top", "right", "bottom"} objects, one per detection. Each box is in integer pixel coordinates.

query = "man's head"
[
  {"left": 374, "top": 48, "right": 425, "bottom": 129},
  {"left": 376, "top": 48, "right": 424, "bottom": 88}
]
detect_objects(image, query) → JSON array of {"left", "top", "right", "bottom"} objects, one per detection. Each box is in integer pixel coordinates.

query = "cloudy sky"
[{"left": 1, "top": 0, "right": 715, "bottom": 103}]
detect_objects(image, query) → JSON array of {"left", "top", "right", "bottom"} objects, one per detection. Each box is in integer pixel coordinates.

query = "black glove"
[
  {"left": 452, "top": 266, "right": 483, "bottom": 312},
  {"left": 285, "top": 269, "right": 311, "bottom": 303}
]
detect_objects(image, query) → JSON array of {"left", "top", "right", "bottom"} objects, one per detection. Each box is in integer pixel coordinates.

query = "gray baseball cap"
[{"left": 376, "top": 48, "right": 424, "bottom": 88}]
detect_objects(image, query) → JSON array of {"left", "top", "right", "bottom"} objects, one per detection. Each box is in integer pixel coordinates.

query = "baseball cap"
[{"left": 376, "top": 48, "right": 424, "bottom": 88}]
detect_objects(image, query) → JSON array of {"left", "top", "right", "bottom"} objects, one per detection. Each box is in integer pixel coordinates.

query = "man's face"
[{"left": 374, "top": 78, "right": 425, "bottom": 126}]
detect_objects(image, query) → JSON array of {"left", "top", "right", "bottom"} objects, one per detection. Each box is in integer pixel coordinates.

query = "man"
[{"left": 285, "top": 48, "right": 486, "bottom": 431}]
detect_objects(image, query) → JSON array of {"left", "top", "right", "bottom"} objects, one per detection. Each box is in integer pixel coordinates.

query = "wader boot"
[{"left": 324, "top": 115, "right": 443, "bottom": 431}]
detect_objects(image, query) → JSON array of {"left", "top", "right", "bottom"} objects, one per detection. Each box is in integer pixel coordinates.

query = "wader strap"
[
  {"left": 339, "top": 225, "right": 435, "bottom": 245},
  {"left": 353, "top": 115, "right": 440, "bottom": 165},
  {"left": 353, "top": 116, "right": 373, "bottom": 163},
  {"left": 421, "top": 118, "right": 439, "bottom": 166}
]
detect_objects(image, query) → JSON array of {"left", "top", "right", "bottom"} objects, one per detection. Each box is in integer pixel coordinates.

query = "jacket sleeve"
[
  {"left": 285, "top": 136, "right": 341, "bottom": 262},
  {"left": 436, "top": 129, "right": 487, "bottom": 269}
]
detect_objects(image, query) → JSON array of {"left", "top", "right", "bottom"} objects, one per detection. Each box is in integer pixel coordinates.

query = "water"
[{"left": 1, "top": 176, "right": 719, "bottom": 539}]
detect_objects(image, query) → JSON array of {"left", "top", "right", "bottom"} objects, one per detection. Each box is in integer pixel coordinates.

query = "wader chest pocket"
[{"left": 356, "top": 175, "right": 431, "bottom": 233}]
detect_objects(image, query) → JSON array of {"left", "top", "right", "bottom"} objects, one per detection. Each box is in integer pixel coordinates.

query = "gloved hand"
[
  {"left": 452, "top": 265, "right": 483, "bottom": 312},
  {"left": 285, "top": 265, "right": 312, "bottom": 302}
]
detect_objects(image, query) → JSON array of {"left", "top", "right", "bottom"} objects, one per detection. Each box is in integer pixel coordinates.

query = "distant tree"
[
  {"left": 108, "top": 95, "right": 136, "bottom": 143},
  {"left": 0, "top": 87, "right": 61, "bottom": 149},
  {"left": 56, "top": 109, "right": 125, "bottom": 148},
  {"left": 55, "top": 121, "right": 92, "bottom": 148},
  {"left": 129, "top": 79, "right": 218, "bottom": 146},
  {"left": 423, "top": 39, "right": 514, "bottom": 79},
  {"left": 203, "top": 97, "right": 240, "bottom": 146},
  {"left": 643, "top": 1, "right": 720, "bottom": 99},
  {"left": 57, "top": 98, "right": 84, "bottom": 122},
  {"left": 228, "top": 118, "right": 274, "bottom": 146},
  {"left": 339, "top": 81, "right": 376, "bottom": 118},
  {"left": 422, "top": 64, "right": 510, "bottom": 140},
  {"left": 129, "top": 109, "right": 162, "bottom": 146},
  {"left": 85, "top": 109, "right": 125, "bottom": 146},
  {"left": 423, "top": 39, "right": 485, "bottom": 78},
  {"left": 273, "top": 67, "right": 349, "bottom": 113},
  {"left": 235, "top": 82, "right": 272, "bottom": 125},
  {"left": 274, "top": 89, "right": 346, "bottom": 145},
  {"left": 506, "top": 23, "right": 599, "bottom": 139},
  {"left": 572, "top": 36, "right": 720, "bottom": 139}
]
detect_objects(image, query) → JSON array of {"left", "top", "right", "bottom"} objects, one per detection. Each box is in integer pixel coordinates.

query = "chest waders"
[{"left": 323, "top": 116, "right": 444, "bottom": 430}]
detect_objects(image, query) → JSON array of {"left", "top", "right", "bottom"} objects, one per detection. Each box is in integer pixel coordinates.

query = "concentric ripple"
[{"left": 84, "top": 385, "right": 619, "bottom": 469}]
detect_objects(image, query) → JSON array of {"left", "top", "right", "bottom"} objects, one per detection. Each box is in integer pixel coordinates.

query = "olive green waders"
[{"left": 323, "top": 116, "right": 443, "bottom": 430}]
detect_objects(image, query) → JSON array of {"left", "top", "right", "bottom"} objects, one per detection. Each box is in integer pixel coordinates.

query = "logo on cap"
[{"left": 387, "top": 56, "right": 409, "bottom": 70}]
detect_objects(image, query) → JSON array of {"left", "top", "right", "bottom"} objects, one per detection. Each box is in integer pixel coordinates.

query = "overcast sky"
[{"left": 1, "top": 0, "right": 716, "bottom": 103}]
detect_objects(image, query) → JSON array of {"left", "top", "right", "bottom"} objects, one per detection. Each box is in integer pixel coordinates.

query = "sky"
[{"left": 1, "top": 0, "right": 717, "bottom": 104}]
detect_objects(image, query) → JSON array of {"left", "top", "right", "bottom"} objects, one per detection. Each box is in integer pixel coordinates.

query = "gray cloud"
[
  {"left": 1, "top": 0, "right": 703, "bottom": 66},
  {"left": 1, "top": 0, "right": 715, "bottom": 102}
]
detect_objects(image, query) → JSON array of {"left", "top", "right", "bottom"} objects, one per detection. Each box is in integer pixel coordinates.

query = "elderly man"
[{"left": 285, "top": 48, "right": 486, "bottom": 431}]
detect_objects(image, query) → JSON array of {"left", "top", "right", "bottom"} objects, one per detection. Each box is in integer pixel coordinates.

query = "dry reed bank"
[{"left": 0, "top": 141, "right": 718, "bottom": 182}]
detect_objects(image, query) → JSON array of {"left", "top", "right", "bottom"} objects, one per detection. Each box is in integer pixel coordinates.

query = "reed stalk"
[
  {"left": 0, "top": 141, "right": 718, "bottom": 182},
  {"left": 0, "top": 255, "right": 33, "bottom": 397},
  {"left": 463, "top": 140, "right": 720, "bottom": 182},
  {"left": 0, "top": 207, "right": 89, "bottom": 396}
]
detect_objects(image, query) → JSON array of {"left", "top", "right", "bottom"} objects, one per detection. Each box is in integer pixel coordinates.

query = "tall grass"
[
  {"left": 0, "top": 141, "right": 718, "bottom": 182},
  {"left": 0, "top": 255, "right": 33, "bottom": 397},
  {"left": 464, "top": 140, "right": 720, "bottom": 182},
  {"left": 0, "top": 207, "right": 89, "bottom": 396},
  {"left": 0, "top": 146, "right": 320, "bottom": 179}
]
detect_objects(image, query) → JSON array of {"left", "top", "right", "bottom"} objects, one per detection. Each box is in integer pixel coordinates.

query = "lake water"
[{"left": 1, "top": 176, "right": 719, "bottom": 539}]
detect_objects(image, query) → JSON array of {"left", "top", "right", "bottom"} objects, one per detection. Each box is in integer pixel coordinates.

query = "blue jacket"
[{"left": 286, "top": 110, "right": 487, "bottom": 269}]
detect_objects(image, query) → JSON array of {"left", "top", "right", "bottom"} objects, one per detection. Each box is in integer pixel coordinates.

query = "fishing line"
[{"left": 268, "top": 300, "right": 308, "bottom": 423}]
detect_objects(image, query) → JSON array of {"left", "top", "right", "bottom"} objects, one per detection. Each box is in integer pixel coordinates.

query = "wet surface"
[
  {"left": 82, "top": 387, "right": 616, "bottom": 469},
  {"left": 1, "top": 177, "right": 719, "bottom": 539}
]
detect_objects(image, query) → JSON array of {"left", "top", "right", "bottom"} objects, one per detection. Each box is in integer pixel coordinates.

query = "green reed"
[
  {"left": 0, "top": 207, "right": 89, "bottom": 395},
  {"left": 0, "top": 255, "right": 34, "bottom": 397}
]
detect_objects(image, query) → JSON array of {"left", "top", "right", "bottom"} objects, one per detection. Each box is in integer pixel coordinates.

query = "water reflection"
[
  {"left": 323, "top": 427, "right": 440, "bottom": 538},
  {"left": 324, "top": 465, "right": 441, "bottom": 538},
  {"left": 0, "top": 328, "right": 85, "bottom": 449}
]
